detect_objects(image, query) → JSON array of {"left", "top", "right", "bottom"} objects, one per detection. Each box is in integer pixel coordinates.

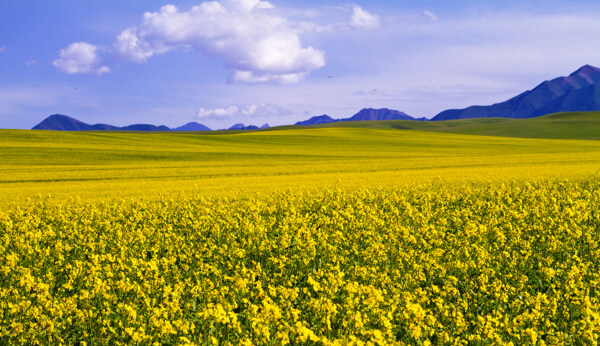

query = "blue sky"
[{"left": 2, "top": 0, "right": 600, "bottom": 129}]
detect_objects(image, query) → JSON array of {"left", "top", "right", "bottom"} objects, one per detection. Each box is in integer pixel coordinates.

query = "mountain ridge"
[
  {"left": 33, "top": 114, "right": 173, "bottom": 132},
  {"left": 295, "top": 115, "right": 339, "bottom": 126},
  {"left": 432, "top": 64, "right": 600, "bottom": 121},
  {"left": 295, "top": 108, "right": 424, "bottom": 126},
  {"left": 344, "top": 108, "right": 415, "bottom": 121},
  {"left": 227, "top": 123, "right": 271, "bottom": 130},
  {"left": 33, "top": 108, "right": 421, "bottom": 132}
]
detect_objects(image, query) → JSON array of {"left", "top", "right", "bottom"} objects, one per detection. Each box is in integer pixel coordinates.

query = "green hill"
[{"left": 314, "top": 111, "right": 600, "bottom": 140}]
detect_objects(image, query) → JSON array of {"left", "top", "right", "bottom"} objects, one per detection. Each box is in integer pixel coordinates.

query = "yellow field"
[
  {"left": 1, "top": 127, "right": 600, "bottom": 204},
  {"left": 2, "top": 181, "right": 600, "bottom": 344},
  {"left": 1, "top": 126, "right": 600, "bottom": 344}
]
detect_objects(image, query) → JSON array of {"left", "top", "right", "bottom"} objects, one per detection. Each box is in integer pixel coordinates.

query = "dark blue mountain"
[
  {"left": 173, "top": 122, "right": 212, "bottom": 131},
  {"left": 343, "top": 108, "right": 416, "bottom": 121},
  {"left": 294, "top": 108, "right": 423, "bottom": 126},
  {"left": 295, "top": 115, "right": 339, "bottom": 126},
  {"left": 228, "top": 123, "right": 260, "bottom": 130},
  {"left": 33, "top": 114, "right": 114, "bottom": 131},
  {"left": 32, "top": 114, "right": 171, "bottom": 131},
  {"left": 433, "top": 65, "right": 600, "bottom": 120}
]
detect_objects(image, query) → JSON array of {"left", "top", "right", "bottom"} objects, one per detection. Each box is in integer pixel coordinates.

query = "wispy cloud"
[
  {"left": 422, "top": 10, "right": 437, "bottom": 21},
  {"left": 0, "top": 46, "right": 6, "bottom": 53}
]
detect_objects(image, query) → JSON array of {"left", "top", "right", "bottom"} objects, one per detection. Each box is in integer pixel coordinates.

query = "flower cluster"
[{"left": 1, "top": 179, "right": 599, "bottom": 344}]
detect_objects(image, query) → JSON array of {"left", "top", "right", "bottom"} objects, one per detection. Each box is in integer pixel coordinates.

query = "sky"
[{"left": 2, "top": 0, "right": 600, "bottom": 130}]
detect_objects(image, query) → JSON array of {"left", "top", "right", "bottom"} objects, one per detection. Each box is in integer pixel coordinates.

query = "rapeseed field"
[
  {"left": 2, "top": 180, "right": 600, "bottom": 344},
  {"left": 2, "top": 127, "right": 600, "bottom": 204},
  {"left": 2, "top": 126, "right": 600, "bottom": 344}
]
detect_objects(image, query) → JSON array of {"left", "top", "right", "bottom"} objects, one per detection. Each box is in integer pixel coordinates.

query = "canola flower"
[{"left": 1, "top": 179, "right": 600, "bottom": 344}]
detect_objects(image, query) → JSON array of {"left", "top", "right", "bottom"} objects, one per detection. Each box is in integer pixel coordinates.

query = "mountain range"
[
  {"left": 295, "top": 108, "right": 427, "bottom": 126},
  {"left": 433, "top": 64, "right": 600, "bottom": 120},
  {"left": 31, "top": 64, "right": 600, "bottom": 131},
  {"left": 33, "top": 114, "right": 176, "bottom": 131},
  {"left": 228, "top": 123, "right": 271, "bottom": 130},
  {"left": 32, "top": 109, "right": 423, "bottom": 131}
]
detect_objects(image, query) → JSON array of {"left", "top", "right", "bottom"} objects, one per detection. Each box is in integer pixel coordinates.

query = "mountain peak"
[
  {"left": 295, "top": 114, "right": 338, "bottom": 126},
  {"left": 294, "top": 109, "right": 421, "bottom": 126},
  {"left": 345, "top": 108, "right": 415, "bottom": 121},
  {"left": 569, "top": 64, "right": 600, "bottom": 77},
  {"left": 173, "top": 122, "right": 211, "bottom": 131},
  {"left": 228, "top": 123, "right": 261, "bottom": 130},
  {"left": 47, "top": 113, "right": 76, "bottom": 121},
  {"left": 229, "top": 123, "right": 245, "bottom": 130},
  {"left": 33, "top": 114, "right": 91, "bottom": 131}
]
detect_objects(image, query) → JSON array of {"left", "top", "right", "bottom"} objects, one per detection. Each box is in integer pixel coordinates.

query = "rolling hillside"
[{"left": 2, "top": 122, "right": 600, "bottom": 204}]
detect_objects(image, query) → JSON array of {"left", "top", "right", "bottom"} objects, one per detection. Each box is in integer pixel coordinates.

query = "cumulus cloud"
[
  {"left": 52, "top": 1, "right": 388, "bottom": 82},
  {"left": 197, "top": 105, "right": 242, "bottom": 119},
  {"left": 196, "top": 102, "right": 293, "bottom": 119},
  {"left": 52, "top": 42, "right": 110, "bottom": 75},
  {"left": 114, "top": 1, "right": 325, "bottom": 83},
  {"left": 350, "top": 5, "right": 380, "bottom": 29}
]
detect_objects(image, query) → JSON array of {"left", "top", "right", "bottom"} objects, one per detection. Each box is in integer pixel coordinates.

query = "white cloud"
[
  {"left": 422, "top": 10, "right": 438, "bottom": 21},
  {"left": 196, "top": 102, "right": 293, "bottom": 119},
  {"left": 113, "top": 1, "right": 325, "bottom": 83},
  {"left": 197, "top": 105, "right": 240, "bottom": 119},
  {"left": 25, "top": 60, "right": 38, "bottom": 66},
  {"left": 52, "top": 1, "right": 386, "bottom": 82},
  {"left": 52, "top": 42, "right": 110, "bottom": 75},
  {"left": 350, "top": 5, "right": 380, "bottom": 29}
]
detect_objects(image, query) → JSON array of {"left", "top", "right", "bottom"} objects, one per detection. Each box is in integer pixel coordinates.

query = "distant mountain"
[
  {"left": 344, "top": 108, "right": 416, "bottom": 121},
  {"left": 260, "top": 123, "right": 270, "bottom": 129},
  {"left": 228, "top": 123, "right": 246, "bottom": 130},
  {"left": 529, "top": 82, "right": 600, "bottom": 117},
  {"left": 33, "top": 114, "right": 114, "bottom": 131},
  {"left": 173, "top": 122, "right": 211, "bottom": 131},
  {"left": 433, "top": 64, "right": 600, "bottom": 121},
  {"left": 295, "top": 115, "right": 339, "bottom": 126},
  {"left": 32, "top": 114, "right": 171, "bottom": 131},
  {"left": 228, "top": 123, "right": 260, "bottom": 130},
  {"left": 294, "top": 108, "right": 424, "bottom": 126}
]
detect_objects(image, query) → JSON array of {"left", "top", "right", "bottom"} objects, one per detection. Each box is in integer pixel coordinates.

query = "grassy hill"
[
  {"left": 313, "top": 111, "right": 600, "bottom": 140},
  {"left": 2, "top": 124, "right": 600, "bottom": 204}
]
